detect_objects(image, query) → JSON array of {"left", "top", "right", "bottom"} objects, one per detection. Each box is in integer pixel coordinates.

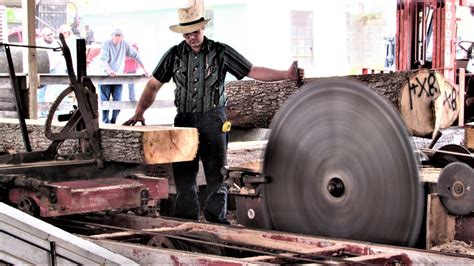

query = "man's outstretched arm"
[
  {"left": 247, "top": 61, "right": 304, "bottom": 82},
  {"left": 123, "top": 77, "right": 164, "bottom": 125}
]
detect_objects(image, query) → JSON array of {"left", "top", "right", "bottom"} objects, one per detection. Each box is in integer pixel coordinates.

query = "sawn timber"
[{"left": 0, "top": 118, "right": 198, "bottom": 164}]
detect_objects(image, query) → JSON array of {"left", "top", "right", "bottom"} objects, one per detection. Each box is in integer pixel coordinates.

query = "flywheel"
[{"left": 262, "top": 79, "right": 424, "bottom": 247}]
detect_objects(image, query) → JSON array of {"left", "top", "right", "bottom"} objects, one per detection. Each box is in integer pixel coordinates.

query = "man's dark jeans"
[
  {"left": 172, "top": 107, "right": 229, "bottom": 224},
  {"left": 100, "top": 84, "right": 122, "bottom": 124}
]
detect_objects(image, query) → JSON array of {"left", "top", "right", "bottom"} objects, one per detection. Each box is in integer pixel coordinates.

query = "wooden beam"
[
  {"left": 100, "top": 99, "right": 174, "bottom": 110},
  {"left": 0, "top": 118, "right": 198, "bottom": 164},
  {"left": 38, "top": 74, "right": 149, "bottom": 85},
  {"left": 426, "top": 194, "right": 456, "bottom": 249},
  {"left": 465, "top": 123, "right": 474, "bottom": 150},
  {"left": 22, "top": 0, "right": 39, "bottom": 119}
]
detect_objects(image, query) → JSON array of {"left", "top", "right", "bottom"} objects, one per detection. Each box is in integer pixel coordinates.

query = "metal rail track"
[{"left": 47, "top": 213, "right": 474, "bottom": 265}]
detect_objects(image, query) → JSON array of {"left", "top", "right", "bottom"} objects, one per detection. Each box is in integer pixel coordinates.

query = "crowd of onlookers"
[{"left": 36, "top": 23, "right": 146, "bottom": 124}]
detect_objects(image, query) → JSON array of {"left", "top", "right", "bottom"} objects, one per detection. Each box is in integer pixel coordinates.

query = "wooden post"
[
  {"left": 459, "top": 68, "right": 465, "bottom": 126},
  {"left": 22, "top": 0, "right": 39, "bottom": 119}
]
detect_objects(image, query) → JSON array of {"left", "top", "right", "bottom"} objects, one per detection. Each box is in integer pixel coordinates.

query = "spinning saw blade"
[{"left": 262, "top": 79, "right": 424, "bottom": 247}]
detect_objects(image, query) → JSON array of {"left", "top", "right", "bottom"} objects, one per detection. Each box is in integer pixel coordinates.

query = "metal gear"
[{"left": 262, "top": 79, "right": 424, "bottom": 247}]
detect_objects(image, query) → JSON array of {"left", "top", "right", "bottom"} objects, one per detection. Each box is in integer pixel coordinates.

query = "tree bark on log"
[
  {"left": 226, "top": 69, "right": 460, "bottom": 137},
  {"left": 0, "top": 118, "right": 198, "bottom": 164}
]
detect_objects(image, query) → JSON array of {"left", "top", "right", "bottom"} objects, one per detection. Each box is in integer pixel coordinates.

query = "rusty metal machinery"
[
  {"left": 260, "top": 79, "right": 424, "bottom": 247},
  {"left": 0, "top": 35, "right": 168, "bottom": 217}
]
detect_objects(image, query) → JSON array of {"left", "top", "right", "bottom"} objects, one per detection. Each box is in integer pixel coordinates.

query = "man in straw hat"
[{"left": 124, "top": 1, "right": 304, "bottom": 224}]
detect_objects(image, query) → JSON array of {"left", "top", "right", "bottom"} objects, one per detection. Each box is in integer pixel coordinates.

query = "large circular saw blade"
[{"left": 262, "top": 79, "right": 424, "bottom": 247}]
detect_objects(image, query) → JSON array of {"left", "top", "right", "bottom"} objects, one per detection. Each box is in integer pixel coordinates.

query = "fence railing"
[{"left": 0, "top": 74, "right": 175, "bottom": 119}]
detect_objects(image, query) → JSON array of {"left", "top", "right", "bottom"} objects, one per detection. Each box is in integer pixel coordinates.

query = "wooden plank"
[
  {"left": 0, "top": 118, "right": 198, "bottom": 164},
  {"left": 0, "top": 99, "right": 16, "bottom": 111},
  {"left": 0, "top": 88, "right": 14, "bottom": 98},
  {"left": 345, "top": 253, "right": 402, "bottom": 263},
  {"left": 241, "top": 254, "right": 281, "bottom": 262},
  {"left": 100, "top": 99, "right": 174, "bottom": 110},
  {"left": 0, "top": 111, "right": 17, "bottom": 118},
  {"left": 22, "top": 0, "right": 39, "bottom": 119},
  {"left": 426, "top": 194, "right": 456, "bottom": 249},
  {"left": 459, "top": 68, "right": 465, "bottom": 126},
  {"left": 38, "top": 74, "right": 149, "bottom": 85},
  {"left": 465, "top": 123, "right": 474, "bottom": 150},
  {"left": 227, "top": 140, "right": 266, "bottom": 170},
  {"left": 34, "top": 100, "right": 175, "bottom": 114},
  {"left": 0, "top": 80, "right": 14, "bottom": 89},
  {"left": 419, "top": 167, "right": 442, "bottom": 183}
]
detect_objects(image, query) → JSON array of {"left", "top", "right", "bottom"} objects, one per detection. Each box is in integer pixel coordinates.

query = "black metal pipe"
[
  {"left": 50, "top": 241, "right": 57, "bottom": 266},
  {"left": 4, "top": 44, "right": 32, "bottom": 152},
  {"left": 0, "top": 41, "right": 60, "bottom": 51},
  {"left": 76, "top": 38, "right": 87, "bottom": 84}
]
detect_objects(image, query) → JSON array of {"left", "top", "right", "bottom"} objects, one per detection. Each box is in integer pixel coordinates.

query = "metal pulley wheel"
[
  {"left": 431, "top": 144, "right": 474, "bottom": 168},
  {"left": 437, "top": 162, "right": 474, "bottom": 215},
  {"left": 262, "top": 79, "right": 424, "bottom": 247}
]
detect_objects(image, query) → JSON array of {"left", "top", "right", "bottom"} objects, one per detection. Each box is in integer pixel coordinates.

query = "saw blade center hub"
[
  {"left": 452, "top": 181, "right": 466, "bottom": 198},
  {"left": 327, "top": 177, "right": 345, "bottom": 198}
]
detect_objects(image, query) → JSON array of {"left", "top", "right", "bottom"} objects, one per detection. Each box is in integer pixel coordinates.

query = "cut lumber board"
[
  {"left": 0, "top": 118, "right": 198, "bottom": 164},
  {"left": 426, "top": 194, "right": 456, "bottom": 249},
  {"left": 226, "top": 69, "right": 460, "bottom": 137},
  {"left": 419, "top": 167, "right": 442, "bottom": 183},
  {"left": 464, "top": 122, "right": 474, "bottom": 151},
  {"left": 227, "top": 140, "right": 266, "bottom": 169}
]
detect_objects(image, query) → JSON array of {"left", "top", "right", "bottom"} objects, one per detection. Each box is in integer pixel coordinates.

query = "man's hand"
[
  {"left": 107, "top": 70, "right": 117, "bottom": 77},
  {"left": 123, "top": 114, "right": 146, "bottom": 126},
  {"left": 289, "top": 61, "right": 305, "bottom": 86}
]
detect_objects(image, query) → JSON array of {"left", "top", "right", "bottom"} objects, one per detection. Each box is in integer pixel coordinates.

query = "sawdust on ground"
[{"left": 430, "top": 240, "right": 474, "bottom": 255}]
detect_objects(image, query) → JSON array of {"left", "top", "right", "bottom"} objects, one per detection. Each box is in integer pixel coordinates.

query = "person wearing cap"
[
  {"left": 37, "top": 27, "right": 58, "bottom": 117},
  {"left": 57, "top": 24, "right": 78, "bottom": 73},
  {"left": 124, "top": 2, "right": 304, "bottom": 224},
  {"left": 99, "top": 29, "right": 149, "bottom": 124}
]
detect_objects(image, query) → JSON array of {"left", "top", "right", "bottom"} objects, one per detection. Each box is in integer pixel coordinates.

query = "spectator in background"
[
  {"left": 99, "top": 29, "right": 149, "bottom": 124},
  {"left": 71, "top": 17, "right": 81, "bottom": 38},
  {"left": 57, "top": 24, "right": 78, "bottom": 73},
  {"left": 37, "top": 27, "right": 58, "bottom": 117},
  {"left": 85, "top": 24, "right": 95, "bottom": 45},
  {"left": 124, "top": 42, "right": 140, "bottom": 101}
]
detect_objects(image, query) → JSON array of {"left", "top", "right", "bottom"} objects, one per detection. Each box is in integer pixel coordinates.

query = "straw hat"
[{"left": 169, "top": 1, "right": 210, "bottom": 34}]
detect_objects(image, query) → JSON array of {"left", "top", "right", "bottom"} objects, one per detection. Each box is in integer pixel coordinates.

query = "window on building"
[{"left": 291, "top": 11, "right": 313, "bottom": 65}]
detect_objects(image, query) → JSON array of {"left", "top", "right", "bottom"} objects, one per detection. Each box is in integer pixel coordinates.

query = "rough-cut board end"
[
  {"left": 464, "top": 123, "right": 474, "bottom": 151},
  {"left": 100, "top": 125, "right": 199, "bottom": 165},
  {"left": 142, "top": 127, "right": 199, "bottom": 164}
]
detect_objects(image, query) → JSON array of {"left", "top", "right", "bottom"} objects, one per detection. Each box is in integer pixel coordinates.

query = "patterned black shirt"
[{"left": 152, "top": 37, "right": 252, "bottom": 113}]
